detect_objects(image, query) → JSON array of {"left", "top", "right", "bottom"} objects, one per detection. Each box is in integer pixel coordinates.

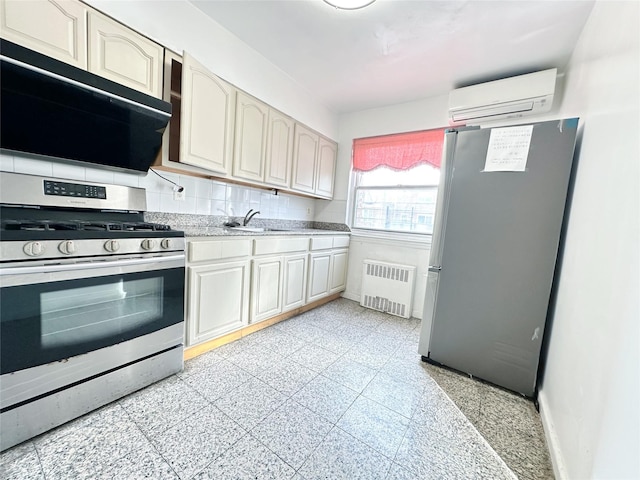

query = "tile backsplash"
[{"left": 1, "top": 152, "right": 316, "bottom": 221}]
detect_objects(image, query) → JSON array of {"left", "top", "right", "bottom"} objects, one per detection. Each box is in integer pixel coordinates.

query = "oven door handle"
[{"left": 0, "top": 254, "right": 185, "bottom": 276}]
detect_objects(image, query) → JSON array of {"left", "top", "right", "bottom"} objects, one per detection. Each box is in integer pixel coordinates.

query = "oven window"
[
  {"left": 40, "top": 278, "right": 164, "bottom": 348},
  {"left": 1, "top": 268, "right": 184, "bottom": 374}
]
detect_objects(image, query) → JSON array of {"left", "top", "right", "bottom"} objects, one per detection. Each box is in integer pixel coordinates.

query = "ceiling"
[{"left": 190, "top": 0, "right": 595, "bottom": 114}]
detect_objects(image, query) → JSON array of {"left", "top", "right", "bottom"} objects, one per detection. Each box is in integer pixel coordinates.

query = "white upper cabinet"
[
  {"left": 264, "top": 110, "right": 294, "bottom": 188},
  {"left": 233, "top": 91, "right": 269, "bottom": 182},
  {"left": 180, "top": 52, "right": 236, "bottom": 175},
  {"left": 291, "top": 123, "right": 319, "bottom": 194},
  {"left": 316, "top": 137, "right": 337, "bottom": 199},
  {"left": 291, "top": 123, "right": 337, "bottom": 199},
  {"left": 87, "top": 11, "right": 163, "bottom": 98},
  {"left": 0, "top": 0, "right": 87, "bottom": 69}
]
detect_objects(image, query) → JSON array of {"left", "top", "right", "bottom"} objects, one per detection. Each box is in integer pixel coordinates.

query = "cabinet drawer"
[
  {"left": 333, "top": 236, "right": 350, "bottom": 248},
  {"left": 310, "top": 236, "right": 334, "bottom": 251},
  {"left": 188, "top": 239, "right": 251, "bottom": 263},
  {"left": 253, "top": 237, "right": 309, "bottom": 256}
]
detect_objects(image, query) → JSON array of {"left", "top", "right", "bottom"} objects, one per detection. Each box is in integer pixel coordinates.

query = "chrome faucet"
[{"left": 243, "top": 209, "right": 261, "bottom": 226}]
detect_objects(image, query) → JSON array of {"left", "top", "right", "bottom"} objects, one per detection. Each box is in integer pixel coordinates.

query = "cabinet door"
[
  {"left": 282, "top": 254, "right": 307, "bottom": 312},
  {"left": 233, "top": 91, "right": 268, "bottom": 182},
  {"left": 315, "top": 137, "right": 337, "bottom": 199},
  {"left": 87, "top": 11, "right": 163, "bottom": 98},
  {"left": 291, "top": 124, "right": 319, "bottom": 194},
  {"left": 329, "top": 249, "right": 348, "bottom": 293},
  {"left": 264, "top": 110, "right": 294, "bottom": 188},
  {"left": 251, "top": 256, "right": 283, "bottom": 323},
  {"left": 307, "top": 252, "right": 331, "bottom": 303},
  {"left": 0, "top": 0, "right": 87, "bottom": 69},
  {"left": 187, "top": 261, "right": 249, "bottom": 346},
  {"left": 180, "top": 52, "right": 236, "bottom": 175}
]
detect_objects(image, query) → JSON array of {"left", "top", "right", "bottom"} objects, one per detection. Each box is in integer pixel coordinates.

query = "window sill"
[{"left": 350, "top": 228, "right": 432, "bottom": 247}]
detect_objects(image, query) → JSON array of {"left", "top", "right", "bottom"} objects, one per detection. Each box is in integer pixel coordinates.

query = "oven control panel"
[{"left": 44, "top": 180, "right": 107, "bottom": 199}]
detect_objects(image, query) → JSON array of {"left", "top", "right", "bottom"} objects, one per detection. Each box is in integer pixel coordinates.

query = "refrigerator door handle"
[{"left": 428, "top": 265, "right": 442, "bottom": 272}]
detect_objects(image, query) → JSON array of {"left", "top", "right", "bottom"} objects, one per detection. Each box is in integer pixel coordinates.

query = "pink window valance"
[{"left": 352, "top": 128, "right": 445, "bottom": 172}]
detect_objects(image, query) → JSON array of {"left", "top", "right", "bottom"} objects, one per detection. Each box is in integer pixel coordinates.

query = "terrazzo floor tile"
[
  {"left": 1, "top": 298, "right": 553, "bottom": 480},
  {"left": 193, "top": 434, "right": 296, "bottom": 480},
  {"left": 251, "top": 399, "right": 333, "bottom": 469},
  {"left": 343, "top": 342, "right": 394, "bottom": 369},
  {"left": 212, "top": 336, "right": 259, "bottom": 358},
  {"left": 322, "top": 357, "right": 378, "bottom": 392},
  {"left": 394, "top": 422, "right": 510, "bottom": 480},
  {"left": 291, "top": 375, "right": 359, "bottom": 424},
  {"left": 35, "top": 404, "right": 150, "bottom": 479},
  {"left": 298, "top": 427, "right": 391, "bottom": 480},
  {"left": 362, "top": 371, "right": 425, "bottom": 418},
  {"left": 181, "top": 359, "right": 253, "bottom": 402},
  {"left": 311, "top": 330, "right": 355, "bottom": 355},
  {"left": 479, "top": 385, "right": 542, "bottom": 434},
  {"left": 260, "top": 330, "right": 308, "bottom": 357},
  {"left": 356, "top": 331, "right": 405, "bottom": 356},
  {"left": 101, "top": 442, "right": 178, "bottom": 479},
  {"left": 287, "top": 343, "right": 342, "bottom": 372},
  {"left": 476, "top": 418, "right": 554, "bottom": 480},
  {"left": 385, "top": 462, "right": 420, "bottom": 480},
  {"left": 150, "top": 405, "right": 246, "bottom": 479},
  {"left": 254, "top": 358, "right": 319, "bottom": 397},
  {"left": 177, "top": 349, "right": 224, "bottom": 379},
  {"left": 226, "top": 343, "right": 285, "bottom": 375},
  {"left": 0, "top": 446, "right": 44, "bottom": 480},
  {"left": 422, "top": 366, "right": 483, "bottom": 422},
  {"left": 374, "top": 318, "right": 421, "bottom": 338},
  {"left": 0, "top": 441, "right": 37, "bottom": 468},
  {"left": 214, "top": 376, "right": 288, "bottom": 430},
  {"left": 336, "top": 396, "right": 410, "bottom": 458},
  {"left": 381, "top": 357, "right": 438, "bottom": 389},
  {"left": 119, "top": 376, "right": 209, "bottom": 437}
]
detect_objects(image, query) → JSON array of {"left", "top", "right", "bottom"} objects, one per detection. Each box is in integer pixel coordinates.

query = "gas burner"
[{"left": 2, "top": 220, "right": 81, "bottom": 231}]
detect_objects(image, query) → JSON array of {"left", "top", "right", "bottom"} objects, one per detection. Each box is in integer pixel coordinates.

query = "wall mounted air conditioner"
[{"left": 448, "top": 68, "right": 557, "bottom": 125}]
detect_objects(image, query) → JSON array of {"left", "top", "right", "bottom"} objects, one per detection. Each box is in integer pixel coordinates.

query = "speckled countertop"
[
  {"left": 182, "top": 226, "right": 348, "bottom": 237},
  {"left": 143, "top": 213, "right": 350, "bottom": 238}
]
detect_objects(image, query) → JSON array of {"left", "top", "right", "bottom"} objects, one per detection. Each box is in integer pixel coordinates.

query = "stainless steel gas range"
[{"left": 0, "top": 172, "right": 185, "bottom": 451}]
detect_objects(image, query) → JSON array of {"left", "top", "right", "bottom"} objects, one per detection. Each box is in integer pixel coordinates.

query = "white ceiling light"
[{"left": 323, "top": 0, "right": 376, "bottom": 10}]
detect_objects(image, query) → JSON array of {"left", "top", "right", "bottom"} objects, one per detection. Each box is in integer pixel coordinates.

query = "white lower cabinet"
[
  {"left": 187, "top": 235, "right": 348, "bottom": 348},
  {"left": 307, "top": 251, "right": 332, "bottom": 303},
  {"left": 329, "top": 249, "right": 348, "bottom": 293},
  {"left": 251, "top": 256, "right": 283, "bottom": 323},
  {"left": 282, "top": 253, "right": 307, "bottom": 312},
  {"left": 187, "top": 260, "right": 250, "bottom": 346}
]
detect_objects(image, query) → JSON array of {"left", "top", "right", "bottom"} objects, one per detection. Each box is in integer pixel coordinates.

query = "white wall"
[
  {"left": 334, "top": 94, "right": 449, "bottom": 317},
  {"left": 343, "top": 234, "right": 431, "bottom": 319},
  {"left": 538, "top": 2, "right": 640, "bottom": 479},
  {"left": 83, "top": 0, "right": 338, "bottom": 140}
]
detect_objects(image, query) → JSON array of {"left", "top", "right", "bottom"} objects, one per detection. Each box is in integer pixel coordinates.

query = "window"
[
  {"left": 351, "top": 128, "right": 445, "bottom": 235},
  {"left": 352, "top": 164, "right": 440, "bottom": 234}
]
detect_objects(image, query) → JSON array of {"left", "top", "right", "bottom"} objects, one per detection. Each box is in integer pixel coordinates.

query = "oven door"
[{"left": 0, "top": 253, "right": 185, "bottom": 378}]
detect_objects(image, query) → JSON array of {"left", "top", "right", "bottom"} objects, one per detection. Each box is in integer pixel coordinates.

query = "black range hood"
[{"left": 0, "top": 39, "right": 171, "bottom": 173}]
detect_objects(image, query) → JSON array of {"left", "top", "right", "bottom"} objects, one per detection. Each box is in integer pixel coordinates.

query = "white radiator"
[{"left": 360, "top": 260, "right": 416, "bottom": 318}]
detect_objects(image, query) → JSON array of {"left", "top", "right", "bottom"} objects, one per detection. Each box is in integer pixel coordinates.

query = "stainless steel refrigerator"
[{"left": 418, "top": 118, "right": 579, "bottom": 397}]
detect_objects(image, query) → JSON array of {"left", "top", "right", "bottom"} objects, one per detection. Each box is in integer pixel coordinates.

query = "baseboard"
[
  {"left": 342, "top": 290, "right": 360, "bottom": 303},
  {"left": 538, "top": 390, "right": 568, "bottom": 480},
  {"left": 184, "top": 293, "right": 342, "bottom": 360}
]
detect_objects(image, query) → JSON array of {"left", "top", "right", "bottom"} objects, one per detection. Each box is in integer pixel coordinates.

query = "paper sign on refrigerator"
[{"left": 483, "top": 125, "right": 534, "bottom": 172}]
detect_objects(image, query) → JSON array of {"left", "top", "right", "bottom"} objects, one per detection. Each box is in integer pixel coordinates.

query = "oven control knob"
[
  {"left": 23, "top": 241, "right": 45, "bottom": 257},
  {"left": 104, "top": 240, "right": 120, "bottom": 253},
  {"left": 160, "top": 238, "right": 172, "bottom": 250},
  {"left": 58, "top": 240, "right": 76, "bottom": 255},
  {"left": 141, "top": 239, "right": 156, "bottom": 251}
]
